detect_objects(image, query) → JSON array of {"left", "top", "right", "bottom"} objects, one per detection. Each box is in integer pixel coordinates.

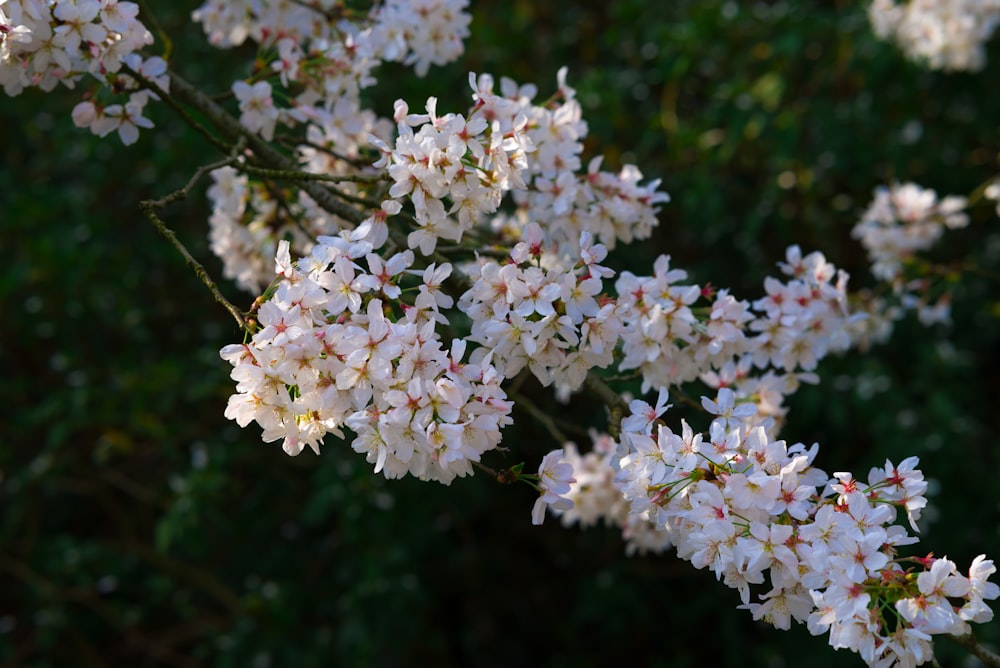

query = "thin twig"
[
  {"left": 237, "top": 163, "right": 383, "bottom": 208},
  {"left": 471, "top": 460, "right": 500, "bottom": 479},
  {"left": 510, "top": 390, "right": 568, "bottom": 445},
  {"left": 150, "top": 137, "right": 246, "bottom": 207},
  {"left": 134, "top": 0, "right": 173, "bottom": 61},
  {"left": 121, "top": 63, "right": 228, "bottom": 153},
  {"left": 140, "top": 204, "right": 249, "bottom": 331},
  {"left": 237, "top": 164, "right": 386, "bottom": 184},
  {"left": 141, "top": 141, "right": 250, "bottom": 332},
  {"left": 471, "top": 460, "right": 520, "bottom": 484},
  {"left": 584, "top": 372, "right": 631, "bottom": 439},
  {"left": 275, "top": 134, "right": 375, "bottom": 168}
]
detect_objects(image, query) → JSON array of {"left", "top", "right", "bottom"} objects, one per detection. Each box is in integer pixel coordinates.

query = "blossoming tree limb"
[{"left": 4, "top": 1, "right": 1000, "bottom": 665}]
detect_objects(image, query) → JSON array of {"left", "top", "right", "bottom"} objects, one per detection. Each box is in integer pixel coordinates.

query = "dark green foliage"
[{"left": 1, "top": 1, "right": 998, "bottom": 666}]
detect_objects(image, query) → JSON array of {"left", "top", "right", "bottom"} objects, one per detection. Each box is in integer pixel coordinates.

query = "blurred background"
[{"left": 2, "top": 1, "right": 999, "bottom": 666}]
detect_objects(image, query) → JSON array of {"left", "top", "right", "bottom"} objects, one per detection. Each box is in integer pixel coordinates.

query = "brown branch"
[
  {"left": 946, "top": 631, "right": 1000, "bottom": 667},
  {"left": 584, "top": 372, "right": 630, "bottom": 439},
  {"left": 140, "top": 141, "right": 250, "bottom": 332},
  {"left": 471, "top": 460, "right": 521, "bottom": 484},
  {"left": 166, "top": 70, "right": 369, "bottom": 226},
  {"left": 471, "top": 460, "right": 500, "bottom": 479},
  {"left": 510, "top": 390, "right": 568, "bottom": 445},
  {"left": 120, "top": 63, "right": 228, "bottom": 153},
  {"left": 275, "top": 134, "right": 374, "bottom": 168},
  {"left": 236, "top": 164, "right": 385, "bottom": 185}
]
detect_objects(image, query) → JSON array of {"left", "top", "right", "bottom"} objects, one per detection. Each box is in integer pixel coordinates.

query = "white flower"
[
  {"left": 91, "top": 99, "right": 153, "bottom": 145},
  {"left": 701, "top": 387, "right": 756, "bottom": 431},
  {"left": 531, "top": 448, "right": 576, "bottom": 525},
  {"left": 233, "top": 79, "right": 278, "bottom": 140}
]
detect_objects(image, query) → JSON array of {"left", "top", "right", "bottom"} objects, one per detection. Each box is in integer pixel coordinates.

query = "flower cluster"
[
  {"left": 205, "top": 165, "right": 369, "bottom": 294},
  {"left": 616, "top": 246, "right": 855, "bottom": 397},
  {"left": 458, "top": 224, "right": 619, "bottom": 397},
  {"left": 549, "top": 390, "right": 1000, "bottom": 667},
  {"left": 373, "top": 83, "right": 533, "bottom": 255},
  {"left": 852, "top": 182, "right": 968, "bottom": 324},
  {"left": 372, "top": 69, "right": 670, "bottom": 262},
  {"left": 0, "top": 0, "right": 162, "bottom": 144},
  {"left": 192, "top": 0, "right": 468, "bottom": 151},
  {"left": 499, "top": 68, "right": 669, "bottom": 254},
  {"left": 11, "top": 1, "right": 992, "bottom": 662},
  {"left": 868, "top": 0, "right": 1000, "bottom": 71},
  {"left": 193, "top": 0, "right": 469, "bottom": 77},
  {"left": 197, "top": 0, "right": 473, "bottom": 294},
  {"left": 552, "top": 433, "right": 626, "bottom": 530},
  {"left": 220, "top": 238, "right": 512, "bottom": 484}
]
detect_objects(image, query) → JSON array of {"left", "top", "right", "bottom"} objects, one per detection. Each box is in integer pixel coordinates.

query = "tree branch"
[
  {"left": 140, "top": 141, "right": 250, "bottom": 332},
  {"left": 509, "top": 390, "right": 568, "bottom": 445},
  {"left": 584, "top": 372, "right": 630, "bottom": 439},
  {"left": 120, "top": 63, "right": 228, "bottom": 153},
  {"left": 236, "top": 164, "right": 386, "bottom": 185},
  {"left": 166, "top": 71, "right": 369, "bottom": 226},
  {"left": 946, "top": 631, "right": 1000, "bottom": 667}
]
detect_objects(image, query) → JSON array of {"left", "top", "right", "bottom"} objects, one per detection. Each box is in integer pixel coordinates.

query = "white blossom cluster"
[
  {"left": 205, "top": 167, "right": 274, "bottom": 295},
  {"left": 496, "top": 68, "right": 670, "bottom": 254},
  {"left": 193, "top": 0, "right": 469, "bottom": 77},
  {"left": 195, "top": 3, "right": 482, "bottom": 294},
  {"left": 0, "top": 0, "right": 165, "bottom": 144},
  {"left": 868, "top": 0, "right": 1000, "bottom": 71},
  {"left": 373, "top": 84, "right": 534, "bottom": 256},
  {"left": 554, "top": 433, "right": 627, "bottom": 529},
  {"left": 220, "top": 237, "right": 512, "bottom": 484},
  {"left": 372, "top": 69, "right": 669, "bottom": 262},
  {"left": 206, "top": 165, "right": 369, "bottom": 294},
  {"left": 852, "top": 182, "right": 968, "bottom": 325},
  {"left": 458, "top": 224, "right": 619, "bottom": 397},
  {"left": 546, "top": 390, "right": 1000, "bottom": 667},
  {"left": 5, "top": 0, "right": 999, "bottom": 663},
  {"left": 616, "top": 246, "right": 856, "bottom": 395},
  {"left": 191, "top": 0, "right": 468, "bottom": 150},
  {"left": 209, "top": 68, "right": 671, "bottom": 302}
]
